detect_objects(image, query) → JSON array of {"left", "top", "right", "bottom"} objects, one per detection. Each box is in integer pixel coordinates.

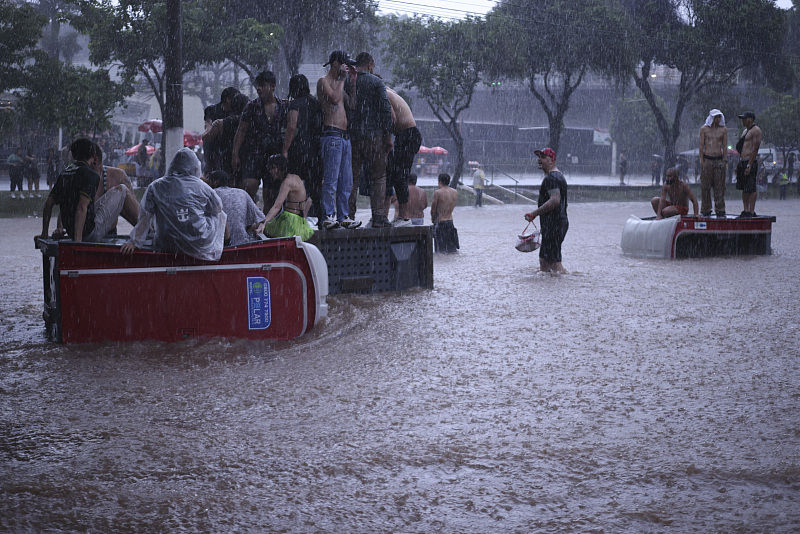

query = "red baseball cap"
[{"left": 534, "top": 147, "right": 556, "bottom": 160}]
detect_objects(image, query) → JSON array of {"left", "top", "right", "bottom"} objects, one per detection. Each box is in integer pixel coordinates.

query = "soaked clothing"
[
  {"left": 538, "top": 170, "right": 569, "bottom": 263},
  {"left": 130, "top": 149, "right": 226, "bottom": 261},
  {"left": 387, "top": 126, "right": 422, "bottom": 205},
  {"left": 263, "top": 210, "right": 314, "bottom": 241},
  {"left": 540, "top": 219, "right": 569, "bottom": 263},
  {"left": 345, "top": 72, "right": 393, "bottom": 139},
  {"left": 51, "top": 162, "right": 100, "bottom": 239},
  {"left": 287, "top": 95, "right": 323, "bottom": 218},
  {"left": 434, "top": 220, "right": 459, "bottom": 253},
  {"left": 736, "top": 159, "right": 758, "bottom": 194},
  {"left": 215, "top": 186, "right": 266, "bottom": 247},
  {"left": 701, "top": 158, "right": 727, "bottom": 215},
  {"left": 240, "top": 97, "right": 287, "bottom": 182}
]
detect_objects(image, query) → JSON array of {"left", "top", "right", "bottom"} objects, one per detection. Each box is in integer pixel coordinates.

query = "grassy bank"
[{"left": 2, "top": 184, "right": 795, "bottom": 217}]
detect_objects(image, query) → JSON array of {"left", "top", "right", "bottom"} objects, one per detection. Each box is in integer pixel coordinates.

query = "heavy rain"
[{"left": 2, "top": 0, "right": 800, "bottom": 531}]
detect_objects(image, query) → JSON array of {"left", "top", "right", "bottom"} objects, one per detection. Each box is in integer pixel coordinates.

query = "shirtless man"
[
  {"left": 651, "top": 167, "right": 699, "bottom": 219},
  {"left": 385, "top": 87, "right": 421, "bottom": 226},
  {"left": 406, "top": 174, "right": 427, "bottom": 225},
  {"left": 735, "top": 111, "right": 763, "bottom": 217},
  {"left": 699, "top": 109, "right": 728, "bottom": 217},
  {"left": 431, "top": 173, "right": 459, "bottom": 253},
  {"left": 316, "top": 51, "right": 360, "bottom": 230},
  {"left": 261, "top": 154, "right": 315, "bottom": 241},
  {"left": 360, "top": 58, "right": 422, "bottom": 225}
]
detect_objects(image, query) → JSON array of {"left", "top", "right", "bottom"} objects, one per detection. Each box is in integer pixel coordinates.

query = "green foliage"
[
  {"left": 384, "top": 16, "right": 483, "bottom": 184},
  {"left": 623, "top": 0, "right": 790, "bottom": 167},
  {"left": 19, "top": 57, "right": 132, "bottom": 137},
  {"left": 0, "top": 1, "right": 47, "bottom": 92},
  {"left": 760, "top": 94, "right": 800, "bottom": 152},
  {"left": 486, "top": 0, "right": 633, "bottom": 152},
  {"left": 610, "top": 98, "right": 664, "bottom": 160}
]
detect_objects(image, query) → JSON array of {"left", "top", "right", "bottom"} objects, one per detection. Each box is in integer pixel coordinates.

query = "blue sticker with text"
[{"left": 247, "top": 277, "right": 271, "bottom": 330}]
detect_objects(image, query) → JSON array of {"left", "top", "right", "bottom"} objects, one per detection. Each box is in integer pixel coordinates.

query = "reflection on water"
[{"left": 2, "top": 200, "right": 799, "bottom": 532}]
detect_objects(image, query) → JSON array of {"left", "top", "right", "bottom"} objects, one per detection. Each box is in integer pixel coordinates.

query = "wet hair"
[
  {"left": 208, "top": 169, "right": 231, "bottom": 187},
  {"left": 438, "top": 173, "right": 450, "bottom": 185},
  {"left": 220, "top": 86, "right": 239, "bottom": 103},
  {"left": 255, "top": 70, "right": 276, "bottom": 86},
  {"left": 666, "top": 167, "right": 679, "bottom": 180},
  {"left": 91, "top": 141, "right": 103, "bottom": 161},
  {"left": 288, "top": 74, "right": 310, "bottom": 99},
  {"left": 267, "top": 153, "right": 288, "bottom": 175},
  {"left": 70, "top": 138, "right": 95, "bottom": 161},
  {"left": 231, "top": 93, "right": 249, "bottom": 114},
  {"left": 408, "top": 173, "right": 418, "bottom": 185},
  {"left": 355, "top": 52, "right": 374, "bottom": 67}
]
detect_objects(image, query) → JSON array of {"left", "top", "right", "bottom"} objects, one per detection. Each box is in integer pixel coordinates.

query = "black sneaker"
[
  {"left": 701, "top": 212, "right": 712, "bottom": 218},
  {"left": 370, "top": 216, "right": 392, "bottom": 228},
  {"left": 737, "top": 211, "right": 750, "bottom": 218},
  {"left": 715, "top": 211, "right": 726, "bottom": 218}
]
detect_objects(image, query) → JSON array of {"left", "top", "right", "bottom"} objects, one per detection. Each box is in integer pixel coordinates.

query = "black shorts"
[
  {"left": 387, "top": 127, "right": 422, "bottom": 204},
  {"left": 540, "top": 219, "right": 569, "bottom": 263},
  {"left": 736, "top": 160, "right": 758, "bottom": 193}
]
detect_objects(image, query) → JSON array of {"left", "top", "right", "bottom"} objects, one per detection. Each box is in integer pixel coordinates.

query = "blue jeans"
[{"left": 320, "top": 135, "right": 352, "bottom": 221}]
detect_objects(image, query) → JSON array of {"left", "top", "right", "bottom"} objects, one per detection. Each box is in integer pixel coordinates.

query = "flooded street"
[{"left": 2, "top": 200, "right": 799, "bottom": 532}]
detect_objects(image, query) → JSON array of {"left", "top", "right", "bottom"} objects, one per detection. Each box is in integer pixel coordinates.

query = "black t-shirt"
[
  {"left": 287, "top": 95, "right": 322, "bottom": 154},
  {"left": 538, "top": 170, "right": 568, "bottom": 230},
  {"left": 52, "top": 162, "right": 100, "bottom": 238}
]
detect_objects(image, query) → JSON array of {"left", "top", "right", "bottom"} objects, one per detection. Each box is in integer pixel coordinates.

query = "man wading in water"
[{"left": 525, "top": 147, "right": 569, "bottom": 274}]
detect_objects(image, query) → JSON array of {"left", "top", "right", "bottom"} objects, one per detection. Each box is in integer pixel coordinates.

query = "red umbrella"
[
  {"left": 125, "top": 143, "right": 156, "bottom": 156},
  {"left": 418, "top": 145, "right": 434, "bottom": 154},
  {"left": 431, "top": 146, "right": 449, "bottom": 155},
  {"left": 183, "top": 131, "right": 203, "bottom": 147},
  {"left": 138, "top": 119, "right": 163, "bottom": 133}
]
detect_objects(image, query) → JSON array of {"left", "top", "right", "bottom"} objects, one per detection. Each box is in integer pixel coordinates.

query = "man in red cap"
[{"left": 525, "top": 147, "right": 569, "bottom": 273}]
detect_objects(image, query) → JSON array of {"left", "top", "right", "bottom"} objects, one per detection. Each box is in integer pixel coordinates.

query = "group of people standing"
[
  {"left": 6, "top": 147, "right": 44, "bottom": 199},
  {"left": 201, "top": 50, "right": 422, "bottom": 233},
  {"left": 652, "top": 108, "right": 766, "bottom": 220}
]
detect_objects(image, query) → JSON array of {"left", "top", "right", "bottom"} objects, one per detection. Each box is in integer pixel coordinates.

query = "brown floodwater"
[{"left": 1, "top": 200, "right": 799, "bottom": 532}]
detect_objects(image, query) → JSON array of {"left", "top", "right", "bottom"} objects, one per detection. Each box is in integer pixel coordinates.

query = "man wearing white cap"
[{"left": 699, "top": 109, "right": 728, "bottom": 217}]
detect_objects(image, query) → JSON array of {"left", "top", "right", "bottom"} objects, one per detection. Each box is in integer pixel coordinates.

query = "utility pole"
[{"left": 164, "top": 0, "right": 183, "bottom": 165}]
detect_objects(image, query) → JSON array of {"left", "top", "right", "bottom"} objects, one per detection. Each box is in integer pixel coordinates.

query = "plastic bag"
[{"left": 515, "top": 221, "right": 540, "bottom": 253}]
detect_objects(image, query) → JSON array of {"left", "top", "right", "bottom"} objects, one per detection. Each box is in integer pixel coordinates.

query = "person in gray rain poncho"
[{"left": 121, "top": 148, "right": 227, "bottom": 260}]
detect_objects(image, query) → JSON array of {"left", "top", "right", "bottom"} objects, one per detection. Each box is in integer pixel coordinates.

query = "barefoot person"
[
  {"left": 699, "top": 108, "right": 728, "bottom": 217},
  {"left": 524, "top": 147, "right": 568, "bottom": 274},
  {"left": 651, "top": 167, "right": 699, "bottom": 219},
  {"left": 431, "top": 173, "right": 459, "bottom": 253},
  {"left": 735, "top": 111, "right": 763, "bottom": 217}
]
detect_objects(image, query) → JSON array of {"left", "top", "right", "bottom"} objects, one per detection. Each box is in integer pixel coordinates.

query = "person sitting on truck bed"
[
  {"left": 651, "top": 167, "right": 699, "bottom": 219},
  {"left": 121, "top": 148, "right": 228, "bottom": 260},
  {"left": 39, "top": 138, "right": 138, "bottom": 243},
  {"left": 208, "top": 169, "right": 266, "bottom": 246}
]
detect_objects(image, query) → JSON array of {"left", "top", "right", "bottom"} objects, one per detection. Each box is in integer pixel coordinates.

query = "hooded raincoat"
[{"left": 129, "top": 148, "right": 227, "bottom": 260}]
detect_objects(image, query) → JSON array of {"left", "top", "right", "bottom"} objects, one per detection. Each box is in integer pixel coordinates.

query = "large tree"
[
  {"left": 622, "top": 0, "right": 788, "bottom": 171},
  {"left": 220, "top": 0, "right": 376, "bottom": 78},
  {"left": 384, "top": 16, "right": 483, "bottom": 186},
  {"left": 0, "top": 0, "right": 47, "bottom": 92},
  {"left": 20, "top": 57, "right": 132, "bottom": 138},
  {"left": 485, "top": 0, "right": 633, "bottom": 154},
  {"left": 72, "top": 1, "right": 280, "bottom": 125},
  {"left": 760, "top": 93, "right": 800, "bottom": 164}
]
